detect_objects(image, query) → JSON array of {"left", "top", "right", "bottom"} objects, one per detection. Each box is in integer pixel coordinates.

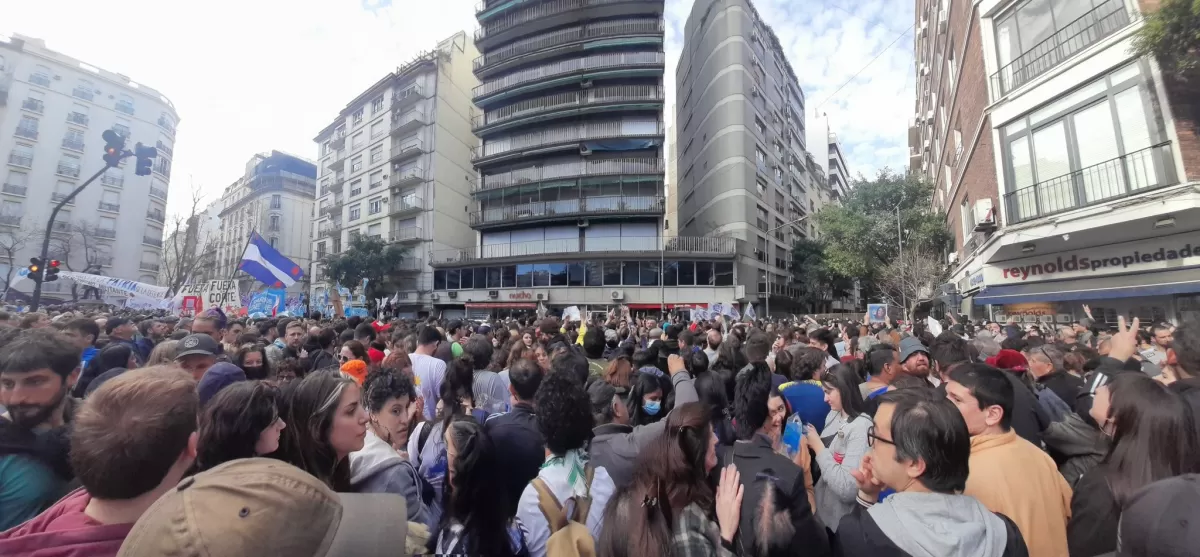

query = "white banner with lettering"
[{"left": 57, "top": 272, "right": 171, "bottom": 299}]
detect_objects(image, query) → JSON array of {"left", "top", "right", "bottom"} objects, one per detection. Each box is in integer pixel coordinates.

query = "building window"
[
  {"left": 371, "top": 96, "right": 384, "bottom": 114},
  {"left": 351, "top": 179, "right": 362, "bottom": 196},
  {"left": 370, "top": 145, "right": 383, "bottom": 164},
  {"left": 960, "top": 198, "right": 972, "bottom": 244},
  {"left": 369, "top": 197, "right": 383, "bottom": 215},
  {"left": 271, "top": 194, "right": 282, "bottom": 209},
  {"left": 269, "top": 215, "right": 280, "bottom": 231},
  {"left": 993, "top": 0, "right": 1128, "bottom": 94},
  {"left": 353, "top": 108, "right": 364, "bottom": 125},
  {"left": 351, "top": 155, "right": 363, "bottom": 173},
  {"left": 371, "top": 122, "right": 384, "bottom": 139},
  {"left": 755, "top": 147, "right": 766, "bottom": 164},
  {"left": 369, "top": 170, "right": 383, "bottom": 189},
  {"left": 349, "top": 204, "right": 361, "bottom": 220},
  {"left": 352, "top": 133, "right": 363, "bottom": 149},
  {"left": 754, "top": 118, "right": 765, "bottom": 134}
]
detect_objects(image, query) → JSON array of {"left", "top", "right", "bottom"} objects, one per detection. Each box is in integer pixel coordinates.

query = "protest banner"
[{"left": 177, "top": 280, "right": 242, "bottom": 315}]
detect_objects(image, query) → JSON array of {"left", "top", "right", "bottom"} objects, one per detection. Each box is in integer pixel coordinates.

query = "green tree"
[
  {"left": 1132, "top": 0, "right": 1200, "bottom": 77},
  {"left": 317, "top": 234, "right": 409, "bottom": 299},
  {"left": 789, "top": 237, "right": 852, "bottom": 313},
  {"left": 816, "top": 169, "right": 951, "bottom": 285}
]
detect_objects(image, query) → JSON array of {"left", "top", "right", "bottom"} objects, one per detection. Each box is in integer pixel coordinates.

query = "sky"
[{"left": 5, "top": 0, "right": 914, "bottom": 222}]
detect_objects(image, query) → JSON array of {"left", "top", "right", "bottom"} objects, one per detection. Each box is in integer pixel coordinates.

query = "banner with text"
[
  {"left": 984, "top": 233, "right": 1200, "bottom": 285},
  {"left": 177, "top": 280, "right": 242, "bottom": 315}
]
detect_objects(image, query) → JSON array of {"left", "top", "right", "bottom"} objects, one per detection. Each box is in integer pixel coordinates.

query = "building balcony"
[
  {"left": 390, "top": 166, "right": 426, "bottom": 189},
  {"left": 990, "top": 0, "right": 1129, "bottom": 100},
  {"left": 150, "top": 186, "right": 168, "bottom": 200},
  {"left": 390, "top": 196, "right": 424, "bottom": 217},
  {"left": 472, "top": 119, "right": 664, "bottom": 165},
  {"left": 391, "top": 225, "right": 423, "bottom": 243},
  {"left": 473, "top": 51, "right": 665, "bottom": 106},
  {"left": 21, "top": 98, "right": 43, "bottom": 114},
  {"left": 102, "top": 174, "right": 123, "bottom": 187},
  {"left": 72, "top": 88, "right": 94, "bottom": 102},
  {"left": 94, "top": 255, "right": 113, "bottom": 266},
  {"left": 0, "top": 215, "right": 20, "bottom": 227},
  {"left": 29, "top": 73, "right": 51, "bottom": 87},
  {"left": 7, "top": 153, "right": 32, "bottom": 168},
  {"left": 396, "top": 257, "right": 424, "bottom": 272},
  {"left": 479, "top": 157, "right": 663, "bottom": 192},
  {"left": 320, "top": 201, "right": 344, "bottom": 218},
  {"left": 431, "top": 235, "right": 737, "bottom": 266},
  {"left": 318, "top": 224, "right": 341, "bottom": 239},
  {"left": 2, "top": 183, "right": 27, "bottom": 196},
  {"left": 143, "top": 236, "right": 163, "bottom": 248},
  {"left": 1004, "top": 142, "right": 1177, "bottom": 225},
  {"left": 473, "top": 18, "right": 664, "bottom": 78},
  {"left": 15, "top": 126, "right": 38, "bottom": 140},
  {"left": 62, "top": 138, "right": 85, "bottom": 152},
  {"left": 390, "top": 139, "right": 428, "bottom": 164},
  {"left": 67, "top": 112, "right": 89, "bottom": 127},
  {"left": 147, "top": 209, "right": 165, "bottom": 223},
  {"left": 475, "top": 0, "right": 665, "bottom": 51},
  {"left": 156, "top": 140, "right": 174, "bottom": 158},
  {"left": 392, "top": 85, "right": 427, "bottom": 112},
  {"left": 140, "top": 262, "right": 160, "bottom": 272},
  {"left": 157, "top": 116, "right": 176, "bottom": 136},
  {"left": 329, "top": 129, "right": 347, "bottom": 150},
  {"left": 473, "top": 84, "right": 663, "bottom": 135},
  {"left": 390, "top": 111, "right": 428, "bottom": 137},
  {"left": 95, "top": 228, "right": 116, "bottom": 239},
  {"left": 330, "top": 174, "right": 346, "bottom": 193},
  {"left": 115, "top": 101, "right": 135, "bottom": 115},
  {"left": 98, "top": 202, "right": 121, "bottom": 213},
  {"left": 56, "top": 164, "right": 80, "bottom": 178},
  {"left": 51, "top": 193, "right": 73, "bottom": 204},
  {"left": 328, "top": 151, "right": 346, "bottom": 172},
  {"left": 471, "top": 194, "right": 664, "bottom": 228}
]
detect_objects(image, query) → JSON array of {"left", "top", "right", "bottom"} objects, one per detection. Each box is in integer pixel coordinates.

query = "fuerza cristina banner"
[{"left": 997, "top": 242, "right": 1200, "bottom": 282}]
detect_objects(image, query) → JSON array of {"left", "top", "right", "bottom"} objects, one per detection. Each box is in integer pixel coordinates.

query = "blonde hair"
[{"left": 145, "top": 340, "right": 181, "bottom": 366}]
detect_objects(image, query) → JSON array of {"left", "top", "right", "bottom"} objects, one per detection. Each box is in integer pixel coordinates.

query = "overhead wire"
[{"left": 813, "top": 23, "right": 916, "bottom": 112}]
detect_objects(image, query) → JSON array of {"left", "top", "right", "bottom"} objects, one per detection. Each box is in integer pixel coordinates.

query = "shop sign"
[
  {"left": 984, "top": 233, "right": 1200, "bottom": 285},
  {"left": 509, "top": 292, "right": 533, "bottom": 300}
]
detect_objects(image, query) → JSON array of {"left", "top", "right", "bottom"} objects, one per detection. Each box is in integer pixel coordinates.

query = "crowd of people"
[{"left": 0, "top": 305, "right": 1197, "bottom": 556}]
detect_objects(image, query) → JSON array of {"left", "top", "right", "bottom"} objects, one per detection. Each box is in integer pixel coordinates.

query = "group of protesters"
[{"left": 0, "top": 304, "right": 1196, "bottom": 556}]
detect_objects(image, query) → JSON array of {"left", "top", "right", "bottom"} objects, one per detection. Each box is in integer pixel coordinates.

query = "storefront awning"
[
  {"left": 974, "top": 267, "right": 1200, "bottom": 305},
  {"left": 464, "top": 302, "right": 537, "bottom": 309}
]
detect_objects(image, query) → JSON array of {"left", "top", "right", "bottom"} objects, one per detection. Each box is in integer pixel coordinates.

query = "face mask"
[{"left": 642, "top": 400, "right": 661, "bottom": 416}]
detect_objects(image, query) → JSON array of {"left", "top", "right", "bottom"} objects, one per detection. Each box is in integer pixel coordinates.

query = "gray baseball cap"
[{"left": 175, "top": 334, "right": 219, "bottom": 359}]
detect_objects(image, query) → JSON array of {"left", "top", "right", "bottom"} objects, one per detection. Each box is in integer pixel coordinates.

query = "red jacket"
[{"left": 0, "top": 488, "right": 131, "bottom": 557}]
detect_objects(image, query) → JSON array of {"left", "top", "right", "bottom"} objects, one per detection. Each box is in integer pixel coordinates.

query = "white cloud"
[
  {"left": 4, "top": 0, "right": 477, "bottom": 219},
  {"left": 665, "top": 0, "right": 915, "bottom": 181}
]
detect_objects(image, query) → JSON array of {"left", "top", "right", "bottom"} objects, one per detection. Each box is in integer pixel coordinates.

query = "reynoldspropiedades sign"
[{"left": 984, "top": 234, "right": 1200, "bottom": 285}]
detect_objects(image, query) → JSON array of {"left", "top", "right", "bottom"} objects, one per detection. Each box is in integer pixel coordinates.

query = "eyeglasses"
[{"left": 866, "top": 425, "right": 895, "bottom": 447}]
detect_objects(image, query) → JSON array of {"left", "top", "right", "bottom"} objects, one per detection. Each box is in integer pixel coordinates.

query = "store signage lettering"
[
  {"left": 986, "top": 235, "right": 1200, "bottom": 284},
  {"left": 509, "top": 291, "right": 533, "bottom": 300}
]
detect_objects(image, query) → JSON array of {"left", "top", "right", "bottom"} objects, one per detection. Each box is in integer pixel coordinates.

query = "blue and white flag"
[
  {"left": 745, "top": 304, "right": 757, "bottom": 321},
  {"left": 239, "top": 233, "right": 305, "bottom": 288}
]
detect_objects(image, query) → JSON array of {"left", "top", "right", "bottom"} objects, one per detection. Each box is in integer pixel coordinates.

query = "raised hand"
[
  {"left": 1108, "top": 315, "right": 1140, "bottom": 362},
  {"left": 715, "top": 464, "right": 744, "bottom": 543}
]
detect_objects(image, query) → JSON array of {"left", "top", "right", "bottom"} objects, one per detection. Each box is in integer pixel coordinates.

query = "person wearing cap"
[
  {"left": 175, "top": 334, "right": 219, "bottom": 382},
  {"left": 947, "top": 364, "right": 1072, "bottom": 557},
  {"left": 0, "top": 367, "right": 198, "bottom": 557},
  {"left": 114, "top": 458, "right": 410, "bottom": 557},
  {"left": 103, "top": 318, "right": 142, "bottom": 367},
  {"left": 897, "top": 336, "right": 932, "bottom": 381},
  {"left": 196, "top": 363, "right": 247, "bottom": 406}
]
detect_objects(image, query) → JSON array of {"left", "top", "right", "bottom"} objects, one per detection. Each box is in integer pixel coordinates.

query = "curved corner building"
[{"left": 430, "top": 0, "right": 740, "bottom": 319}]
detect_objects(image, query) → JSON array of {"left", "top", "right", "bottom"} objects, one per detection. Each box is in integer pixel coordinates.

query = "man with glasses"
[
  {"left": 1025, "top": 344, "right": 1083, "bottom": 406},
  {"left": 836, "top": 388, "right": 1028, "bottom": 556}
]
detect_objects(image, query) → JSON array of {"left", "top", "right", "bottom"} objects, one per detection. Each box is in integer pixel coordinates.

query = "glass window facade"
[{"left": 434, "top": 260, "right": 734, "bottom": 290}]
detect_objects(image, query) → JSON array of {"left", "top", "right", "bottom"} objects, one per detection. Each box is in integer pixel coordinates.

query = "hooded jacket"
[
  {"left": 833, "top": 492, "right": 1028, "bottom": 557},
  {"left": 590, "top": 370, "right": 698, "bottom": 489},
  {"left": 348, "top": 429, "right": 432, "bottom": 528},
  {"left": 0, "top": 488, "right": 131, "bottom": 557}
]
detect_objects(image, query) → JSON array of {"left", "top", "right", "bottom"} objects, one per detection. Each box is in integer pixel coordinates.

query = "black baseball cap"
[
  {"left": 175, "top": 334, "right": 219, "bottom": 359},
  {"left": 104, "top": 317, "right": 131, "bottom": 335},
  {"left": 1118, "top": 474, "right": 1200, "bottom": 556}
]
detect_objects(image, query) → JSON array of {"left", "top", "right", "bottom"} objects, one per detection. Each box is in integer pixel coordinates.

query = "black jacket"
[
  {"left": 833, "top": 504, "right": 1028, "bottom": 557},
  {"left": 1074, "top": 357, "right": 1139, "bottom": 427},
  {"left": 308, "top": 348, "right": 338, "bottom": 372},
  {"left": 716, "top": 434, "right": 831, "bottom": 557},
  {"left": 482, "top": 402, "right": 544, "bottom": 516},
  {"left": 1169, "top": 377, "right": 1200, "bottom": 427},
  {"left": 1067, "top": 466, "right": 1119, "bottom": 557},
  {"left": 1036, "top": 371, "right": 1085, "bottom": 412}
]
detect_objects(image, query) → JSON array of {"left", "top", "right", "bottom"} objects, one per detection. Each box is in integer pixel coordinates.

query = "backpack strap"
[
  {"left": 571, "top": 465, "right": 596, "bottom": 524},
  {"left": 531, "top": 478, "right": 568, "bottom": 533}
]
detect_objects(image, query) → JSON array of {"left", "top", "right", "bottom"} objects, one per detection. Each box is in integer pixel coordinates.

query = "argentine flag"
[{"left": 239, "top": 232, "right": 305, "bottom": 288}]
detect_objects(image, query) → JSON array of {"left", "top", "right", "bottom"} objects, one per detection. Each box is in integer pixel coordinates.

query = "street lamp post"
[{"left": 761, "top": 214, "right": 811, "bottom": 319}]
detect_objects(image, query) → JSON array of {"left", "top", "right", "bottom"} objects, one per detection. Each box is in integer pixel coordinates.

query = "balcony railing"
[
  {"left": 62, "top": 138, "right": 84, "bottom": 152},
  {"left": 318, "top": 224, "right": 341, "bottom": 238},
  {"left": 328, "top": 150, "right": 346, "bottom": 171},
  {"left": 72, "top": 88, "right": 94, "bottom": 101},
  {"left": 115, "top": 101, "right": 135, "bottom": 115},
  {"left": 156, "top": 140, "right": 174, "bottom": 158},
  {"left": 8, "top": 153, "right": 32, "bottom": 167},
  {"left": 140, "top": 262, "right": 160, "bottom": 272},
  {"left": 473, "top": 85, "right": 663, "bottom": 131},
  {"left": 0, "top": 215, "right": 20, "bottom": 226},
  {"left": 21, "top": 98, "right": 43, "bottom": 113},
  {"left": 1004, "top": 143, "right": 1177, "bottom": 224},
  {"left": 480, "top": 157, "right": 662, "bottom": 191},
  {"left": 390, "top": 111, "right": 428, "bottom": 136},
  {"left": 990, "top": 0, "right": 1129, "bottom": 98},
  {"left": 150, "top": 186, "right": 167, "bottom": 200},
  {"left": 143, "top": 235, "right": 163, "bottom": 247},
  {"left": 29, "top": 73, "right": 51, "bottom": 87},
  {"left": 391, "top": 166, "right": 426, "bottom": 188},
  {"left": 51, "top": 221, "right": 70, "bottom": 233},
  {"left": 2, "top": 183, "right": 27, "bottom": 196},
  {"left": 102, "top": 174, "right": 124, "bottom": 187},
  {"left": 476, "top": 0, "right": 654, "bottom": 42},
  {"left": 397, "top": 258, "right": 424, "bottom": 271},
  {"left": 51, "top": 193, "right": 74, "bottom": 204},
  {"left": 390, "top": 196, "right": 424, "bottom": 215},
  {"left": 147, "top": 210, "right": 165, "bottom": 223},
  {"left": 95, "top": 228, "right": 116, "bottom": 239},
  {"left": 99, "top": 202, "right": 121, "bottom": 212},
  {"left": 56, "top": 164, "right": 80, "bottom": 178},
  {"left": 392, "top": 85, "right": 426, "bottom": 110},
  {"left": 391, "top": 225, "right": 423, "bottom": 242},
  {"left": 432, "top": 235, "right": 738, "bottom": 264},
  {"left": 472, "top": 195, "right": 664, "bottom": 226},
  {"left": 94, "top": 255, "right": 113, "bottom": 266},
  {"left": 320, "top": 202, "right": 344, "bottom": 217},
  {"left": 474, "top": 119, "right": 663, "bottom": 162},
  {"left": 474, "top": 51, "right": 664, "bottom": 100},
  {"left": 329, "top": 128, "right": 347, "bottom": 150},
  {"left": 15, "top": 126, "right": 38, "bottom": 140},
  {"left": 67, "top": 112, "right": 89, "bottom": 126},
  {"left": 157, "top": 116, "right": 176, "bottom": 135},
  {"left": 391, "top": 139, "right": 428, "bottom": 163},
  {"left": 474, "top": 18, "right": 664, "bottom": 73}
]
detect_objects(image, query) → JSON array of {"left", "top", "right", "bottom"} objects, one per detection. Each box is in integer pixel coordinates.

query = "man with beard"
[
  {"left": 0, "top": 329, "right": 81, "bottom": 530},
  {"left": 898, "top": 336, "right": 932, "bottom": 381}
]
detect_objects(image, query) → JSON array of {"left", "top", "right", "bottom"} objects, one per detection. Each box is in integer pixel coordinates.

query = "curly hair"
[
  {"left": 194, "top": 381, "right": 280, "bottom": 473},
  {"left": 534, "top": 370, "right": 594, "bottom": 455},
  {"left": 233, "top": 343, "right": 272, "bottom": 381},
  {"left": 362, "top": 367, "right": 417, "bottom": 414}
]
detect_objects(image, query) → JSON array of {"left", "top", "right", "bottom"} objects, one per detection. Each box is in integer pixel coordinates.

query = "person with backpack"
[
  {"left": 518, "top": 370, "right": 615, "bottom": 557},
  {"left": 719, "top": 363, "right": 830, "bottom": 557},
  {"left": 407, "top": 355, "right": 478, "bottom": 527}
]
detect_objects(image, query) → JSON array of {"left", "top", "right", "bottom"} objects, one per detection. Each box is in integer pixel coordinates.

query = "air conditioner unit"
[
  {"left": 938, "top": 9, "right": 948, "bottom": 33},
  {"left": 919, "top": 63, "right": 928, "bottom": 76},
  {"left": 577, "top": 218, "right": 589, "bottom": 228},
  {"left": 448, "top": 291, "right": 457, "bottom": 299},
  {"left": 752, "top": 86, "right": 761, "bottom": 97},
  {"left": 610, "top": 290, "right": 624, "bottom": 300},
  {"left": 488, "top": 290, "right": 499, "bottom": 299},
  {"left": 918, "top": 20, "right": 928, "bottom": 37},
  {"left": 925, "top": 109, "right": 934, "bottom": 123},
  {"left": 947, "top": 251, "right": 959, "bottom": 264},
  {"left": 431, "top": 293, "right": 440, "bottom": 300},
  {"left": 579, "top": 145, "right": 592, "bottom": 155},
  {"left": 973, "top": 198, "right": 998, "bottom": 232},
  {"left": 536, "top": 293, "right": 546, "bottom": 301}
]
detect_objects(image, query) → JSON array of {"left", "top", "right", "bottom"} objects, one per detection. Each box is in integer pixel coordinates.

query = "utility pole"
[
  {"left": 761, "top": 214, "right": 812, "bottom": 319},
  {"left": 896, "top": 194, "right": 906, "bottom": 322},
  {"left": 30, "top": 130, "right": 156, "bottom": 311}
]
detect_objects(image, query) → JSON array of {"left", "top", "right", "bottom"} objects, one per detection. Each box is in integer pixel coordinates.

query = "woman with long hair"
[
  {"left": 627, "top": 366, "right": 673, "bottom": 427},
  {"left": 406, "top": 355, "right": 476, "bottom": 520},
  {"left": 273, "top": 370, "right": 368, "bottom": 491},
  {"left": 350, "top": 368, "right": 431, "bottom": 527},
  {"left": 597, "top": 402, "right": 743, "bottom": 557},
  {"left": 1068, "top": 373, "right": 1200, "bottom": 556},
  {"left": 603, "top": 356, "right": 634, "bottom": 389},
  {"left": 802, "top": 363, "right": 872, "bottom": 531},
  {"left": 144, "top": 339, "right": 180, "bottom": 367},
  {"left": 340, "top": 340, "right": 369, "bottom": 365},
  {"left": 193, "top": 381, "right": 286, "bottom": 473},
  {"left": 233, "top": 343, "right": 272, "bottom": 381},
  {"left": 693, "top": 371, "right": 735, "bottom": 446},
  {"left": 431, "top": 418, "right": 528, "bottom": 555}
]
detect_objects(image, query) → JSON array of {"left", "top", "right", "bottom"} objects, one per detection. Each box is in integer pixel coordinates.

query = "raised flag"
[{"left": 239, "top": 233, "right": 305, "bottom": 288}]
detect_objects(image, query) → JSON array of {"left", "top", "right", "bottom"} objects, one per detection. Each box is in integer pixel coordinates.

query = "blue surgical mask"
[{"left": 642, "top": 400, "right": 662, "bottom": 416}]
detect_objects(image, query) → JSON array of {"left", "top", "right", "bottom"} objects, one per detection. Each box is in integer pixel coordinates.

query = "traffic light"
[
  {"left": 44, "top": 260, "right": 60, "bottom": 282},
  {"left": 134, "top": 142, "right": 157, "bottom": 177},
  {"left": 102, "top": 130, "right": 127, "bottom": 167},
  {"left": 27, "top": 257, "right": 43, "bottom": 283}
]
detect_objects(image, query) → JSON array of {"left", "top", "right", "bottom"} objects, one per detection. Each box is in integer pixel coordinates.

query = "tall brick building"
[{"left": 912, "top": 0, "right": 1200, "bottom": 326}]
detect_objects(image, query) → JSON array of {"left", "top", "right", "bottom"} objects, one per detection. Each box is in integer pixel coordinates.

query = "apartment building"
[
  {"left": 159, "top": 200, "right": 220, "bottom": 289},
  {"left": 675, "top": 0, "right": 836, "bottom": 317},
  {"left": 312, "top": 32, "right": 479, "bottom": 318},
  {"left": 928, "top": 0, "right": 1200, "bottom": 325},
  {"left": 420, "top": 0, "right": 738, "bottom": 320},
  {"left": 827, "top": 132, "right": 850, "bottom": 202},
  {"left": 0, "top": 33, "right": 178, "bottom": 303},
  {"left": 214, "top": 151, "right": 316, "bottom": 294}
]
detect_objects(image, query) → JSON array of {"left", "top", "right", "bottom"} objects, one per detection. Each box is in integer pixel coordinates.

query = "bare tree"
[
  {"left": 875, "top": 250, "right": 949, "bottom": 321},
  {"left": 0, "top": 224, "right": 41, "bottom": 300},
  {"left": 161, "top": 188, "right": 218, "bottom": 296},
  {"left": 49, "top": 221, "right": 108, "bottom": 302}
]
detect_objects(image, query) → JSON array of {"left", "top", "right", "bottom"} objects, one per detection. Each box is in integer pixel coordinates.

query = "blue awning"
[{"left": 974, "top": 267, "right": 1200, "bottom": 305}]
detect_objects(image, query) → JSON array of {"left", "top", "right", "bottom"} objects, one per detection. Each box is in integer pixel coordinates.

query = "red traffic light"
[{"left": 49, "top": 260, "right": 60, "bottom": 268}]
